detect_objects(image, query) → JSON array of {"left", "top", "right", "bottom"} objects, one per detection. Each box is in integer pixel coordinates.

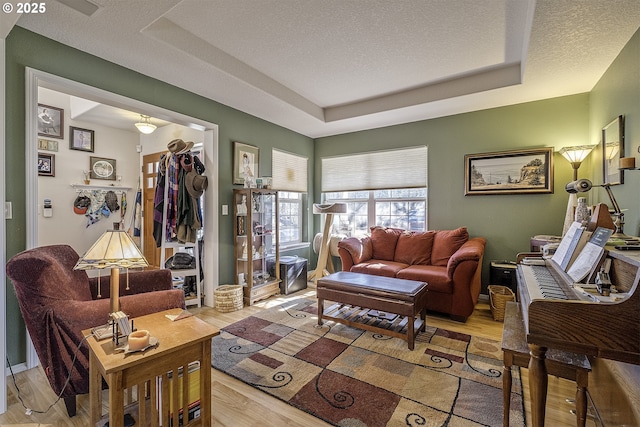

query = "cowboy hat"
[
  {"left": 185, "top": 170, "right": 208, "bottom": 198},
  {"left": 167, "top": 139, "right": 186, "bottom": 153}
]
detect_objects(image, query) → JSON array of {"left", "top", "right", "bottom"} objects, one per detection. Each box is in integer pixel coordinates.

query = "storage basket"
[
  {"left": 488, "top": 285, "right": 515, "bottom": 322},
  {"left": 214, "top": 285, "right": 244, "bottom": 312}
]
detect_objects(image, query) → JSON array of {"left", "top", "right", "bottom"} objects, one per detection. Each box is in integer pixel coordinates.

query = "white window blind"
[
  {"left": 321, "top": 146, "right": 427, "bottom": 192},
  {"left": 272, "top": 149, "right": 308, "bottom": 192}
]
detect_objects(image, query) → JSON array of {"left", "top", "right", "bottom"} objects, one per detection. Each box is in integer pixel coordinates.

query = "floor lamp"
[
  {"left": 559, "top": 145, "right": 596, "bottom": 235},
  {"left": 308, "top": 203, "right": 347, "bottom": 285}
]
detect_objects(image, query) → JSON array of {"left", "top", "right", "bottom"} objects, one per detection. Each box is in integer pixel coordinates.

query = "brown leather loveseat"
[{"left": 338, "top": 226, "right": 486, "bottom": 322}]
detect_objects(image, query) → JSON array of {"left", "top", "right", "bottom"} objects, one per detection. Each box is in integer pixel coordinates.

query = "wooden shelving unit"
[{"left": 233, "top": 188, "right": 280, "bottom": 305}]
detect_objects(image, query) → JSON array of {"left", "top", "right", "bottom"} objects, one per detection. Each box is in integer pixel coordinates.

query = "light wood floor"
[{"left": 1, "top": 287, "right": 597, "bottom": 426}]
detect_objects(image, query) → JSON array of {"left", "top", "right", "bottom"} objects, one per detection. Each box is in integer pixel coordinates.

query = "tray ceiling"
[{"left": 15, "top": 0, "right": 640, "bottom": 137}]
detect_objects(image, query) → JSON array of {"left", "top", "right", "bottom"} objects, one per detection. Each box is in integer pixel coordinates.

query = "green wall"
[
  {"left": 4, "top": 27, "right": 314, "bottom": 364},
  {"left": 315, "top": 94, "right": 590, "bottom": 279},
  {"left": 589, "top": 28, "right": 640, "bottom": 236},
  {"left": 5, "top": 25, "right": 639, "bottom": 366}
]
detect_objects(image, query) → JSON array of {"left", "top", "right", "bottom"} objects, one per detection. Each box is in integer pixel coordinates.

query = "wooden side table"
[{"left": 85, "top": 309, "right": 219, "bottom": 427}]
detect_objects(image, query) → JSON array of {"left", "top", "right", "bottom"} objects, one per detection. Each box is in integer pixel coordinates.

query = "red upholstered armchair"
[{"left": 5, "top": 244, "right": 185, "bottom": 417}]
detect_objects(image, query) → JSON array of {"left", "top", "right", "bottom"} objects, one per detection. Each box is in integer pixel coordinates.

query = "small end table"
[{"left": 85, "top": 309, "right": 219, "bottom": 427}]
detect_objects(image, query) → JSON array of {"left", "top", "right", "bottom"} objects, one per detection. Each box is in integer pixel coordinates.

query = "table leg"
[
  {"left": 407, "top": 315, "right": 415, "bottom": 350},
  {"left": 89, "top": 352, "right": 102, "bottom": 424},
  {"left": 529, "top": 344, "right": 548, "bottom": 427},
  {"left": 201, "top": 340, "right": 213, "bottom": 426},
  {"left": 317, "top": 298, "right": 324, "bottom": 325},
  {"left": 108, "top": 372, "right": 125, "bottom": 427},
  {"left": 420, "top": 307, "right": 427, "bottom": 332}
]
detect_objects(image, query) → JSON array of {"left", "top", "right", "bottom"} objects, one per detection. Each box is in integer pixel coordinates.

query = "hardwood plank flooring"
[{"left": 1, "top": 286, "right": 597, "bottom": 426}]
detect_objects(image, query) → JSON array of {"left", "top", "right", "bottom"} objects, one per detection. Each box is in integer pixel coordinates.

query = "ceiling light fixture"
[{"left": 134, "top": 115, "right": 156, "bottom": 134}]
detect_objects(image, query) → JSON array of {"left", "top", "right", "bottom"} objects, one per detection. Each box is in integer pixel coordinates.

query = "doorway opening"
[{"left": 11, "top": 68, "right": 219, "bottom": 377}]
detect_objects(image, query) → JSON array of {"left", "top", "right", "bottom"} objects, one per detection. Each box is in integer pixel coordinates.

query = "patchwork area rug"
[{"left": 211, "top": 299, "right": 525, "bottom": 427}]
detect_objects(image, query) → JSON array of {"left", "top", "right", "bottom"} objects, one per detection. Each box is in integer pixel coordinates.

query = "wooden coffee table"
[
  {"left": 317, "top": 272, "right": 428, "bottom": 350},
  {"left": 85, "top": 309, "right": 219, "bottom": 427}
]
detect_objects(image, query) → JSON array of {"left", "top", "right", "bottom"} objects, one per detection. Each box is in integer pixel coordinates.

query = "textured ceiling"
[{"left": 13, "top": 0, "right": 640, "bottom": 138}]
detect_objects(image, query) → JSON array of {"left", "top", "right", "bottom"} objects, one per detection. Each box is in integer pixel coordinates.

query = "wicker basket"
[
  {"left": 488, "top": 285, "right": 515, "bottom": 322},
  {"left": 214, "top": 285, "right": 244, "bottom": 313}
]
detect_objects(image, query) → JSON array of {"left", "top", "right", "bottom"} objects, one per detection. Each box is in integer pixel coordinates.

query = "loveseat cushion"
[
  {"left": 431, "top": 227, "right": 469, "bottom": 266},
  {"left": 351, "top": 260, "right": 409, "bottom": 278},
  {"left": 396, "top": 265, "right": 452, "bottom": 293},
  {"left": 370, "top": 227, "right": 403, "bottom": 261},
  {"left": 394, "top": 230, "right": 435, "bottom": 265}
]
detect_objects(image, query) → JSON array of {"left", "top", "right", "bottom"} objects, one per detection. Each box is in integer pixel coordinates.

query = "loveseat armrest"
[
  {"left": 446, "top": 237, "right": 486, "bottom": 321},
  {"left": 338, "top": 237, "right": 373, "bottom": 271},
  {"left": 89, "top": 268, "right": 173, "bottom": 299},
  {"left": 446, "top": 237, "right": 486, "bottom": 277}
]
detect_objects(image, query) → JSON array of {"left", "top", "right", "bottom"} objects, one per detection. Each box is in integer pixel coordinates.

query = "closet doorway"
[{"left": 143, "top": 152, "right": 163, "bottom": 268}]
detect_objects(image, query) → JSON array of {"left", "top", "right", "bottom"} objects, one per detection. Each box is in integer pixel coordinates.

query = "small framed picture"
[
  {"left": 37, "top": 104, "right": 64, "bottom": 139},
  {"left": 233, "top": 141, "right": 259, "bottom": 185},
  {"left": 90, "top": 156, "right": 116, "bottom": 180},
  {"left": 38, "top": 138, "right": 58, "bottom": 152},
  {"left": 37, "top": 153, "right": 55, "bottom": 177},
  {"left": 70, "top": 126, "right": 95, "bottom": 152}
]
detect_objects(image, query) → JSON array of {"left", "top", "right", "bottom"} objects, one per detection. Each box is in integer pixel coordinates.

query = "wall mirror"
[{"left": 602, "top": 115, "right": 624, "bottom": 185}]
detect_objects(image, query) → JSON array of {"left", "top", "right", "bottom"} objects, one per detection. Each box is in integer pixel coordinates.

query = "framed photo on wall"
[
  {"left": 602, "top": 115, "right": 624, "bottom": 185},
  {"left": 70, "top": 126, "right": 95, "bottom": 152},
  {"left": 37, "top": 104, "right": 64, "bottom": 139},
  {"left": 37, "top": 153, "right": 55, "bottom": 177},
  {"left": 233, "top": 141, "right": 259, "bottom": 185},
  {"left": 90, "top": 156, "right": 116, "bottom": 180},
  {"left": 464, "top": 147, "right": 553, "bottom": 195}
]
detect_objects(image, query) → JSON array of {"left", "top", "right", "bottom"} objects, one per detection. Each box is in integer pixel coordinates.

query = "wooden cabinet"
[{"left": 233, "top": 189, "right": 280, "bottom": 305}]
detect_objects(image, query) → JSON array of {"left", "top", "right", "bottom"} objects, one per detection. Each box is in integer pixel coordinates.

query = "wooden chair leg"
[{"left": 63, "top": 395, "right": 77, "bottom": 417}]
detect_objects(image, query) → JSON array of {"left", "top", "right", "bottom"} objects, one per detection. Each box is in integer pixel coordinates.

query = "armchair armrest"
[
  {"left": 89, "top": 268, "right": 173, "bottom": 299},
  {"left": 338, "top": 237, "right": 373, "bottom": 271}
]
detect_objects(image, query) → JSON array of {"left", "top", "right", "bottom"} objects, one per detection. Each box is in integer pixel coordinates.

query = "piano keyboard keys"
[{"left": 521, "top": 265, "right": 569, "bottom": 300}]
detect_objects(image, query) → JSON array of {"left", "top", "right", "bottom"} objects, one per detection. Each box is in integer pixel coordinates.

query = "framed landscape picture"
[
  {"left": 464, "top": 147, "right": 553, "bottom": 195},
  {"left": 37, "top": 104, "right": 64, "bottom": 139}
]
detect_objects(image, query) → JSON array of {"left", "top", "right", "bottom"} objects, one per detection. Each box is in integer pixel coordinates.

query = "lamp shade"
[
  {"left": 559, "top": 145, "right": 596, "bottom": 163},
  {"left": 74, "top": 227, "right": 149, "bottom": 270},
  {"left": 134, "top": 115, "right": 157, "bottom": 135},
  {"left": 313, "top": 203, "right": 347, "bottom": 214}
]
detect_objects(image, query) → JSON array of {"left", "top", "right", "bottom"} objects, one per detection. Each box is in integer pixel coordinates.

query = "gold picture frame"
[{"left": 464, "top": 147, "right": 554, "bottom": 195}]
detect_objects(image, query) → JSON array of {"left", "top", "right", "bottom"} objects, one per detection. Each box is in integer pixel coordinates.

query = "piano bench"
[{"left": 501, "top": 302, "right": 591, "bottom": 427}]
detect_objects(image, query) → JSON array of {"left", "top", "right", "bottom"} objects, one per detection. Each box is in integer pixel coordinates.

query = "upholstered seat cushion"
[
  {"left": 396, "top": 264, "right": 452, "bottom": 293},
  {"left": 351, "top": 260, "right": 409, "bottom": 278}
]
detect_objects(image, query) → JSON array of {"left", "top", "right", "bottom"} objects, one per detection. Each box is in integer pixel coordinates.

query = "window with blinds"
[
  {"left": 321, "top": 146, "right": 427, "bottom": 192},
  {"left": 272, "top": 149, "right": 308, "bottom": 246},
  {"left": 272, "top": 149, "right": 308, "bottom": 192},
  {"left": 321, "top": 146, "right": 428, "bottom": 237}
]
